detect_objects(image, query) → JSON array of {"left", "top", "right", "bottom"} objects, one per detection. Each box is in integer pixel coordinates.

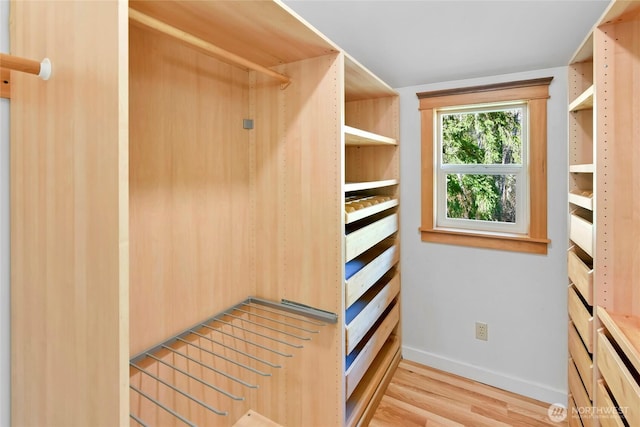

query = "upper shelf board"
[
  {"left": 569, "top": 85, "right": 594, "bottom": 112},
  {"left": 130, "top": 1, "right": 398, "bottom": 101},
  {"left": 129, "top": 0, "right": 339, "bottom": 69},
  {"left": 344, "top": 54, "right": 398, "bottom": 101},
  {"left": 345, "top": 126, "right": 397, "bottom": 147},
  {"left": 570, "top": 164, "right": 595, "bottom": 174},
  {"left": 569, "top": 191, "right": 593, "bottom": 211},
  {"left": 345, "top": 179, "right": 399, "bottom": 193}
]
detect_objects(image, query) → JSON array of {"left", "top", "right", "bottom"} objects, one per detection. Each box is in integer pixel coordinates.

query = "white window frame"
[{"left": 435, "top": 102, "right": 530, "bottom": 235}]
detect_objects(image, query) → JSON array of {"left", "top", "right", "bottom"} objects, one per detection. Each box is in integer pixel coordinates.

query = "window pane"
[
  {"left": 442, "top": 108, "right": 523, "bottom": 165},
  {"left": 446, "top": 174, "right": 517, "bottom": 223}
]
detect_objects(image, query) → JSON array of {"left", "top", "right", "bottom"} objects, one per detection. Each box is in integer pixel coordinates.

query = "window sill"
[{"left": 420, "top": 227, "right": 550, "bottom": 254}]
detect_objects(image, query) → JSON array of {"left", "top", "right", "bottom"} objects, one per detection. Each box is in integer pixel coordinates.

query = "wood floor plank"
[{"left": 370, "top": 360, "right": 568, "bottom": 427}]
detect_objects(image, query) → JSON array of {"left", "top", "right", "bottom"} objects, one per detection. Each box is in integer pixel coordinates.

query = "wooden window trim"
[{"left": 418, "top": 77, "right": 552, "bottom": 254}]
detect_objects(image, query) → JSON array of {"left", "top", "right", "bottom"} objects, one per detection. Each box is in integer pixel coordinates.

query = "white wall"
[
  {"left": 397, "top": 67, "right": 568, "bottom": 405},
  {"left": 1, "top": 0, "right": 9, "bottom": 424}
]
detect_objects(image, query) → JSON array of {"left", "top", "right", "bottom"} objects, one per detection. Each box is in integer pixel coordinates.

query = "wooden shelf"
[
  {"left": 345, "top": 335, "right": 400, "bottom": 427},
  {"left": 345, "top": 243, "right": 398, "bottom": 308},
  {"left": 344, "top": 54, "right": 397, "bottom": 102},
  {"left": 570, "top": 214, "right": 594, "bottom": 257},
  {"left": 597, "top": 331, "right": 640, "bottom": 427},
  {"left": 568, "top": 285, "right": 593, "bottom": 353},
  {"left": 344, "top": 126, "right": 397, "bottom": 147},
  {"left": 597, "top": 306, "right": 640, "bottom": 375},
  {"left": 569, "top": 322, "right": 593, "bottom": 400},
  {"left": 345, "top": 213, "right": 398, "bottom": 262},
  {"left": 595, "top": 380, "right": 625, "bottom": 427},
  {"left": 569, "top": 164, "right": 595, "bottom": 173},
  {"left": 345, "top": 304, "right": 399, "bottom": 398},
  {"left": 345, "top": 197, "right": 398, "bottom": 224},
  {"left": 569, "top": 191, "right": 593, "bottom": 211},
  {"left": 344, "top": 179, "right": 398, "bottom": 193},
  {"left": 568, "top": 357, "right": 593, "bottom": 427},
  {"left": 345, "top": 273, "right": 399, "bottom": 354},
  {"left": 569, "top": 85, "right": 594, "bottom": 112},
  {"left": 568, "top": 246, "right": 593, "bottom": 305}
]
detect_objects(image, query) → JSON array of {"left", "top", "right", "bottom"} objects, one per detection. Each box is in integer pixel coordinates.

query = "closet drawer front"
[
  {"left": 345, "top": 213, "right": 398, "bottom": 262},
  {"left": 346, "top": 273, "right": 400, "bottom": 354},
  {"left": 597, "top": 331, "right": 640, "bottom": 427},
  {"left": 569, "top": 322, "right": 593, "bottom": 399},
  {"left": 569, "top": 358, "right": 593, "bottom": 427},
  {"left": 345, "top": 303, "right": 399, "bottom": 398},
  {"left": 570, "top": 214, "right": 593, "bottom": 257},
  {"left": 568, "top": 394, "right": 584, "bottom": 427},
  {"left": 568, "top": 285, "right": 593, "bottom": 353},
  {"left": 568, "top": 247, "right": 593, "bottom": 305},
  {"left": 345, "top": 244, "right": 398, "bottom": 308},
  {"left": 596, "top": 380, "right": 626, "bottom": 427}
]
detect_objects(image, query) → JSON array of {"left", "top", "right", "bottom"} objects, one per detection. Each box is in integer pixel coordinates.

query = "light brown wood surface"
[
  {"left": 0, "top": 68, "right": 10, "bottom": 99},
  {"left": 568, "top": 247, "right": 593, "bottom": 305},
  {"left": 129, "top": 8, "right": 290, "bottom": 86},
  {"left": 595, "top": 380, "right": 626, "bottom": 427},
  {"left": 346, "top": 305, "right": 399, "bottom": 397},
  {"left": 11, "top": 1, "right": 401, "bottom": 425},
  {"left": 568, "top": 286, "right": 593, "bottom": 353},
  {"left": 569, "top": 214, "right": 593, "bottom": 258},
  {"left": 233, "top": 410, "right": 283, "bottom": 427},
  {"left": 344, "top": 54, "right": 397, "bottom": 102},
  {"left": 346, "top": 243, "right": 398, "bottom": 308},
  {"left": 568, "top": 322, "right": 593, "bottom": 400},
  {"left": 597, "top": 331, "right": 640, "bottom": 427},
  {"left": 345, "top": 213, "right": 398, "bottom": 262},
  {"left": 371, "top": 360, "right": 568, "bottom": 427},
  {"left": 0, "top": 52, "right": 41, "bottom": 76},
  {"left": 594, "top": 6, "right": 640, "bottom": 317},
  {"left": 597, "top": 307, "right": 640, "bottom": 374},
  {"left": 129, "top": 0, "right": 339, "bottom": 69},
  {"left": 10, "top": 1, "right": 129, "bottom": 426},
  {"left": 251, "top": 53, "right": 345, "bottom": 426},
  {"left": 346, "top": 274, "right": 400, "bottom": 354}
]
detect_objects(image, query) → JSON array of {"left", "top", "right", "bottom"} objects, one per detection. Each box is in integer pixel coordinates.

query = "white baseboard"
[{"left": 402, "top": 345, "right": 567, "bottom": 406}]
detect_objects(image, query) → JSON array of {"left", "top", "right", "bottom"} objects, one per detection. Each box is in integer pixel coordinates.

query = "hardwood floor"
[{"left": 370, "top": 360, "right": 569, "bottom": 427}]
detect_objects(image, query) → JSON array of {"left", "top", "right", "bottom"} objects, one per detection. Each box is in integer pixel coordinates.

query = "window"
[{"left": 418, "top": 78, "right": 552, "bottom": 254}]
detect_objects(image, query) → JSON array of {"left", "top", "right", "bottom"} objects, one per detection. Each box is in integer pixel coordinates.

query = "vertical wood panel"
[
  {"left": 345, "top": 97, "right": 400, "bottom": 183},
  {"left": 10, "top": 1, "right": 128, "bottom": 425},
  {"left": 420, "top": 109, "right": 434, "bottom": 232},
  {"left": 595, "top": 14, "right": 640, "bottom": 316},
  {"left": 252, "top": 53, "right": 344, "bottom": 426},
  {"left": 528, "top": 98, "right": 548, "bottom": 241},
  {"left": 129, "top": 25, "right": 253, "bottom": 356}
]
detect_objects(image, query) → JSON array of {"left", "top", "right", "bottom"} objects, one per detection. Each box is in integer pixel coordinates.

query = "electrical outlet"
[{"left": 475, "top": 322, "right": 488, "bottom": 341}]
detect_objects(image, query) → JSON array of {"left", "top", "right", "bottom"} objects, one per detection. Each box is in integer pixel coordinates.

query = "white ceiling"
[{"left": 283, "top": 0, "right": 610, "bottom": 88}]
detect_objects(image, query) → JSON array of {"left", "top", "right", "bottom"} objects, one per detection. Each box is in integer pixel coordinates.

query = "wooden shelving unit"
[
  {"left": 569, "top": 85, "right": 594, "bottom": 112},
  {"left": 566, "top": 2, "right": 640, "bottom": 426},
  {"left": 343, "top": 54, "right": 401, "bottom": 427},
  {"left": 344, "top": 125, "right": 397, "bottom": 146},
  {"left": 9, "top": 1, "right": 400, "bottom": 426}
]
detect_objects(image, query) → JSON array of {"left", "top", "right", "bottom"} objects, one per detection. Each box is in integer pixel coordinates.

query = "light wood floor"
[{"left": 370, "top": 360, "right": 568, "bottom": 427}]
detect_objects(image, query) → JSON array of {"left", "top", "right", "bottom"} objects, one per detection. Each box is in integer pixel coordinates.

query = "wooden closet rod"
[
  {"left": 0, "top": 53, "right": 52, "bottom": 80},
  {"left": 129, "top": 9, "right": 291, "bottom": 88}
]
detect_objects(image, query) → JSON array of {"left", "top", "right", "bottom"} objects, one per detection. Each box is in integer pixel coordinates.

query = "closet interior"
[
  {"left": 567, "top": 1, "right": 640, "bottom": 426},
  {"left": 9, "top": 1, "right": 400, "bottom": 426}
]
